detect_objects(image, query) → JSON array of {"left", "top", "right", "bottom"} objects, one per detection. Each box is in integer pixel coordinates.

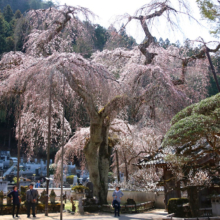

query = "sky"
[{"left": 58, "top": 0, "right": 216, "bottom": 45}]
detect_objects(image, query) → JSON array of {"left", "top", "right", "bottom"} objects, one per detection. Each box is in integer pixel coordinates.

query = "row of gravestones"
[{"left": 19, "top": 187, "right": 57, "bottom": 204}]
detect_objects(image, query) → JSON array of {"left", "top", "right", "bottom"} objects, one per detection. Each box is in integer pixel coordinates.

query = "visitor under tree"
[{"left": 112, "top": 186, "right": 123, "bottom": 217}]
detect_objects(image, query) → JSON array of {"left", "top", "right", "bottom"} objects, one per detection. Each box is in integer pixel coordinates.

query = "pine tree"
[
  {"left": 14, "top": 9, "right": 22, "bottom": 19},
  {"left": 164, "top": 38, "right": 170, "bottom": 48},
  {"left": 0, "top": 13, "right": 6, "bottom": 34},
  {"left": 3, "top": 4, "right": 13, "bottom": 22},
  {"left": 6, "top": 36, "right": 14, "bottom": 52},
  {"left": 94, "top": 24, "right": 109, "bottom": 51}
]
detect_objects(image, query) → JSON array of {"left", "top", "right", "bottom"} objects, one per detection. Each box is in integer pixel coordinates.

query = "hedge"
[{"left": 167, "top": 198, "right": 189, "bottom": 217}]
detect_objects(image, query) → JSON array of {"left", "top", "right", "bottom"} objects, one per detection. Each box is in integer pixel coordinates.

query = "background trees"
[
  {"left": 0, "top": 0, "right": 54, "bottom": 13},
  {"left": 1, "top": 0, "right": 220, "bottom": 206},
  {"left": 197, "top": 0, "right": 220, "bottom": 36}
]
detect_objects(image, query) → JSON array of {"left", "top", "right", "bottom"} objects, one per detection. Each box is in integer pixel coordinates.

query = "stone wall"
[
  {"left": 107, "top": 190, "right": 165, "bottom": 209},
  {"left": 35, "top": 188, "right": 165, "bottom": 209}
]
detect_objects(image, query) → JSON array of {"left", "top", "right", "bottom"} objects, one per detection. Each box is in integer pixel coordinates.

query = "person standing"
[
  {"left": 36, "top": 180, "right": 41, "bottom": 188},
  {"left": 7, "top": 186, "right": 20, "bottom": 218},
  {"left": 112, "top": 186, "right": 123, "bottom": 217},
  {"left": 26, "top": 184, "right": 38, "bottom": 218}
]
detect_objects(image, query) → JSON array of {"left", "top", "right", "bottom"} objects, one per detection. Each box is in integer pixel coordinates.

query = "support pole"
[
  {"left": 206, "top": 47, "right": 220, "bottom": 92},
  {"left": 45, "top": 75, "right": 52, "bottom": 216},
  {"left": 115, "top": 148, "right": 120, "bottom": 182},
  {"left": 60, "top": 76, "right": 65, "bottom": 220},
  {"left": 17, "top": 94, "right": 21, "bottom": 189}
]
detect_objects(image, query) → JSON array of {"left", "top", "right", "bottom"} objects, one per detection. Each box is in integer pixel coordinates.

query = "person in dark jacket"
[
  {"left": 26, "top": 184, "right": 38, "bottom": 218},
  {"left": 7, "top": 185, "right": 20, "bottom": 218}
]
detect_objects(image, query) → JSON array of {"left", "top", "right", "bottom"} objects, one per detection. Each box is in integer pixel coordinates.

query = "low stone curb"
[
  {"left": 162, "top": 217, "right": 220, "bottom": 220},
  {"left": 102, "top": 201, "right": 154, "bottom": 213}
]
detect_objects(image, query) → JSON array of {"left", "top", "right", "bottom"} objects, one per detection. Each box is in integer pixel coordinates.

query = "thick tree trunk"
[
  {"left": 98, "top": 124, "right": 110, "bottom": 204},
  {"left": 84, "top": 122, "right": 102, "bottom": 198},
  {"left": 85, "top": 143, "right": 100, "bottom": 198},
  {"left": 187, "top": 186, "right": 199, "bottom": 217},
  {"left": 84, "top": 120, "right": 111, "bottom": 205}
]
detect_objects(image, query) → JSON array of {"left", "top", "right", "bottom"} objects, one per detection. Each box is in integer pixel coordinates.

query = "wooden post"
[
  {"left": 206, "top": 47, "right": 220, "bottom": 92},
  {"left": 16, "top": 94, "right": 21, "bottom": 189},
  {"left": 115, "top": 148, "right": 120, "bottom": 182},
  {"left": 123, "top": 151, "right": 129, "bottom": 182},
  {"left": 45, "top": 74, "right": 52, "bottom": 216},
  {"left": 60, "top": 76, "right": 65, "bottom": 220}
]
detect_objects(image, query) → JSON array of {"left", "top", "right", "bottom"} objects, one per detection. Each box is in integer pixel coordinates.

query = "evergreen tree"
[
  {"left": 158, "top": 37, "right": 164, "bottom": 47},
  {"left": 0, "top": 13, "right": 6, "bottom": 34},
  {"left": 14, "top": 9, "right": 22, "bottom": 19},
  {"left": 29, "top": 0, "right": 41, "bottom": 10},
  {"left": 174, "top": 40, "right": 181, "bottom": 48},
  {"left": 94, "top": 24, "right": 109, "bottom": 51},
  {"left": 0, "top": 35, "right": 6, "bottom": 53},
  {"left": 164, "top": 38, "right": 170, "bottom": 48},
  {"left": 3, "top": 4, "right": 13, "bottom": 22},
  {"left": 5, "top": 36, "right": 14, "bottom": 51},
  {"left": 0, "top": 13, "right": 6, "bottom": 53}
]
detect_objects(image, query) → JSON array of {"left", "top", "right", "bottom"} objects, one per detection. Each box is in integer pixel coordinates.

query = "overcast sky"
[{"left": 58, "top": 0, "right": 216, "bottom": 44}]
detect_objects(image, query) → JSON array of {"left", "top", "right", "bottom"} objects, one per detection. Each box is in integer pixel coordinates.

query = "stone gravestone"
[
  {"left": 83, "top": 182, "right": 99, "bottom": 212},
  {"left": 73, "top": 176, "right": 77, "bottom": 186},
  {"left": 85, "top": 182, "right": 93, "bottom": 199}
]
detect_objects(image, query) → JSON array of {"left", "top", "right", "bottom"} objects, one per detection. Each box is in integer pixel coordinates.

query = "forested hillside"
[
  {"left": 0, "top": 0, "right": 55, "bottom": 54},
  {"left": 0, "top": 3, "right": 136, "bottom": 57},
  {"left": 0, "top": 0, "right": 54, "bottom": 13}
]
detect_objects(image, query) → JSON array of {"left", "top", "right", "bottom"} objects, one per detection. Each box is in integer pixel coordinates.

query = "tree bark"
[
  {"left": 187, "top": 186, "right": 199, "bottom": 217},
  {"left": 84, "top": 119, "right": 111, "bottom": 204},
  {"left": 84, "top": 121, "right": 103, "bottom": 199},
  {"left": 98, "top": 124, "right": 110, "bottom": 204}
]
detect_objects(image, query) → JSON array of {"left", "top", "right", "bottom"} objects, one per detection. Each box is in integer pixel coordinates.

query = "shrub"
[
  {"left": 0, "top": 191, "right": 3, "bottom": 205},
  {"left": 7, "top": 190, "right": 12, "bottom": 205},
  {"left": 167, "top": 198, "right": 189, "bottom": 217},
  {"left": 66, "top": 175, "right": 75, "bottom": 184},
  {"left": 13, "top": 177, "right": 20, "bottom": 184},
  {"left": 50, "top": 189, "right": 56, "bottom": 204},
  {"left": 40, "top": 190, "right": 46, "bottom": 204},
  {"left": 50, "top": 189, "right": 56, "bottom": 197},
  {"left": 49, "top": 164, "right": 57, "bottom": 175},
  {"left": 20, "top": 186, "right": 28, "bottom": 202},
  {"left": 71, "top": 185, "right": 88, "bottom": 193}
]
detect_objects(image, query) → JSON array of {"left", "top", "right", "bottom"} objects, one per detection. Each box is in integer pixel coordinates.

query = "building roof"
[{"left": 135, "top": 142, "right": 216, "bottom": 168}]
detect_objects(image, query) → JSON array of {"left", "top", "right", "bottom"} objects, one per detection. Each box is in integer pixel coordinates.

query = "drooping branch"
[
  {"left": 171, "top": 42, "right": 220, "bottom": 86},
  {"left": 24, "top": 6, "right": 95, "bottom": 57},
  {"left": 58, "top": 59, "right": 99, "bottom": 118},
  {"left": 120, "top": 3, "right": 177, "bottom": 64}
]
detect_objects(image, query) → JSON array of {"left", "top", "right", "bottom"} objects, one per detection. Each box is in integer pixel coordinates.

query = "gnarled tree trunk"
[
  {"left": 84, "top": 118, "right": 111, "bottom": 204},
  {"left": 84, "top": 121, "right": 102, "bottom": 199},
  {"left": 99, "top": 123, "right": 110, "bottom": 204}
]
